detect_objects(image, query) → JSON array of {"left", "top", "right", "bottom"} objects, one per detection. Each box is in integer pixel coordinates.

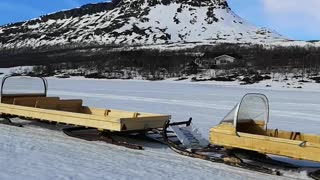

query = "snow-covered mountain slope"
[
  {"left": 0, "top": 0, "right": 298, "bottom": 50},
  {"left": 99, "top": 0, "right": 285, "bottom": 44}
]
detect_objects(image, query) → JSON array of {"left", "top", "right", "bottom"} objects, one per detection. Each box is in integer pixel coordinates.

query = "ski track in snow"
[{"left": 0, "top": 78, "right": 319, "bottom": 179}]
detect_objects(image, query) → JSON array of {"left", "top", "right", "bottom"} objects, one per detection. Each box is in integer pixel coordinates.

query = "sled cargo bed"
[
  {"left": 0, "top": 96, "right": 170, "bottom": 132},
  {"left": 0, "top": 75, "right": 170, "bottom": 132}
]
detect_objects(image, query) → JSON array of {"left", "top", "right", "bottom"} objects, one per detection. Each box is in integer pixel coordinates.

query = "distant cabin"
[
  {"left": 214, "top": 55, "right": 236, "bottom": 66},
  {"left": 193, "top": 55, "right": 236, "bottom": 69}
]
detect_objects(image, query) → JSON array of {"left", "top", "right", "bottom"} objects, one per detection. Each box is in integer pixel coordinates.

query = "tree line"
[{"left": 1, "top": 43, "right": 320, "bottom": 76}]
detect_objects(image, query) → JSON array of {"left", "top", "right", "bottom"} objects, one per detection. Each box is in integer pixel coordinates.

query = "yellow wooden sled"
[
  {"left": 0, "top": 75, "right": 170, "bottom": 149},
  {"left": 209, "top": 93, "right": 320, "bottom": 163},
  {"left": 0, "top": 75, "right": 170, "bottom": 132}
]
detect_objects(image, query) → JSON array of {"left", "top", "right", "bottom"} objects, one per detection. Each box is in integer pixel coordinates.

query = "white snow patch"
[{"left": 0, "top": 73, "right": 319, "bottom": 179}]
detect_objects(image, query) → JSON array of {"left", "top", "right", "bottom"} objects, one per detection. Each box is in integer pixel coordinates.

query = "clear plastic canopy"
[{"left": 221, "top": 93, "right": 269, "bottom": 129}]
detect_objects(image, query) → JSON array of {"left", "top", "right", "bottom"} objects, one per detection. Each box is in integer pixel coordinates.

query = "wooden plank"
[
  {"left": 209, "top": 123, "right": 320, "bottom": 162},
  {"left": 0, "top": 103, "right": 170, "bottom": 132},
  {"left": 82, "top": 106, "right": 163, "bottom": 118},
  {"left": 0, "top": 103, "right": 121, "bottom": 131},
  {"left": 35, "top": 99, "right": 82, "bottom": 112},
  {"left": 266, "top": 129, "right": 320, "bottom": 144},
  {"left": 1, "top": 97, "right": 15, "bottom": 104},
  {"left": 13, "top": 97, "right": 60, "bottom": 107},
  {"left": 57, "top": 99, "right": 83, "bottom": 113},
  {"left": 35, "top": 99, "right": 60, "bottom": 110},
  {"left": 120, "top": 116, "right": 170, "bottom": 131}
]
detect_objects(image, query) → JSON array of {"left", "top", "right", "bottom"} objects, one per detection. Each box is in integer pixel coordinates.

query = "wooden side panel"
[
  {"left": 209, "top": 124, "right": 320, "bottom": 162},
  {"left": 82, "top": 107, "right": 114, "bottom": 117},
  {"left": 1, "top": 94, "right": 47, "bottom": 104},
  {"left": 82, "top": 107, "right": 170, "bottom": 131},
  {"left": 13, "top": 97, "right": 60, "bottom": 107},
  {"left": 267, "top": 129, "right": 320, "bottom": 144},
  {"left": 0, "top": 89, "right": 170, "bottom": 131},
  {"left": 35, "top": 99, "right": 82, "bottom": 113},
  {"left": 1, "top": 97, "right": 15, "bottom": 104},
  {"left": 82, "top": 106, "right": 163, "bottom": 118},
  {"left": 14, "top": 98, "right": 37, "bottom": 107},
  {"left": 35, "top": 99, "right": 60, "bottom": 110},
  {"left": 0, "top": 103, "right": 122, "bottom": 131},
  {"left": 58, "top": 99, "right": 83, "bottom": 113},
  {"left": 120, "top": 116, "right": 169, "bottom": 131}
]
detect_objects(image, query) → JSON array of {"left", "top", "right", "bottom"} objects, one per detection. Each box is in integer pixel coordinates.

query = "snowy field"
[{"left": 1, "top": 76, "right": 320, "bottom": 180}]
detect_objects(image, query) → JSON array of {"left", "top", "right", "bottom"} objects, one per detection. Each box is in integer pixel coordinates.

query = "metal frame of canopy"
[{"left": 1, "top": 75, "right": 48, "bottom": 98}]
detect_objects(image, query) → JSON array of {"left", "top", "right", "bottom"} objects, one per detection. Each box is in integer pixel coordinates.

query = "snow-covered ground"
[{"left": 0, "top": 76, "right": 320, "bottom": 180}]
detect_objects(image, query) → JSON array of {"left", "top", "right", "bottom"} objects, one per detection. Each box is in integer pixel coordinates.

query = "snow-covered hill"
[{"left": 0, "top": 0, "right": 301, "bottom": 51}]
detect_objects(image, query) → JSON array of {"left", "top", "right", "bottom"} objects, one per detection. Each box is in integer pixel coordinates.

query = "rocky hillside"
[{"left": 0, "top": 0, "right": 288, "bottom": 51}]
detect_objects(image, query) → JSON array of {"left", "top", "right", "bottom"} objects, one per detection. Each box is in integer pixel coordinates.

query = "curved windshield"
[
  {"left": 220, "top": 94, "right": 269, "bottom": 129},
  {"left": 237, "top": 94, "right": 269, "bottom": 124}
]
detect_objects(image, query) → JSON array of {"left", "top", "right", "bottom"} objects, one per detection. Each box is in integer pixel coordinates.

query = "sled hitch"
[{"left": 165, "top": 118, "right": 192, "bottom": 127}]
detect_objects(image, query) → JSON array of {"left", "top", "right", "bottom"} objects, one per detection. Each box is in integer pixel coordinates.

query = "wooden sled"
[
  {"left": 0, "top": 75, "right": 170, "bottom": 149},
  {"left": 210, "top": 93, "right": 320, "bottom": 163}
]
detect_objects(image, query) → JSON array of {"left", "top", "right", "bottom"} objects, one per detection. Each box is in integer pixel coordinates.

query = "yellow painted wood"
[
  {"left": 0, "top": 96, "right": 170, "bottom": 132},
  {"left": 209, "top": 121, "right": 320, "bottom": 162},
  {"left": 81, "top": 107, "right": 161, "bottom": 118}
]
